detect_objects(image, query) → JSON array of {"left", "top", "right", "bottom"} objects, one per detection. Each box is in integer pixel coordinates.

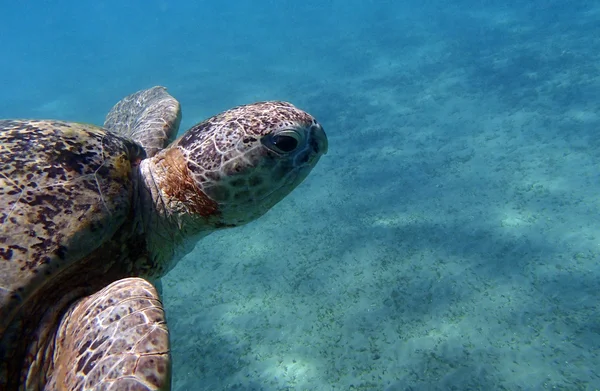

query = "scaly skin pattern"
[
  {"left": 104, "top": 86, "right": 182, "bottom": 158},
  {"left": 48, "top": 278, "right": 170, "bottom": 391},
  {"left": 162, "top": 101, "right": 327, "bottom": 225},
  {"left": 0, "top": 96, "right": 328, "bottom": 390}
]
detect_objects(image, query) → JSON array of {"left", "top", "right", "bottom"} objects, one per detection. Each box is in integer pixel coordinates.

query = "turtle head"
[{"left": 150, "top": 101, "right": 327, "bottom": 230}]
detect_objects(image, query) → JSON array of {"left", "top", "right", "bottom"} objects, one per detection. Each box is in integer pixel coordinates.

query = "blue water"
[{"left": 2, "top": 1, "right": 599, "bottom": 390}]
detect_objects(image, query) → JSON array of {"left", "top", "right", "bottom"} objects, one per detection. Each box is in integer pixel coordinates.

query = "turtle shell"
[{"left": 0, "top": 120, "right": 145, "bottom": 381}]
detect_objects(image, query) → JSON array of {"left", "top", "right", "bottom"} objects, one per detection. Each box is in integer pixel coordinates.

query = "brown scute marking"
[
  {"left": 135, "top": 354, "right": 169, "bottom": 388},
  {"left": 82, "top": 351, "right": 102, "bottom": 375},
  {"left": 0, "top": 247, "right": 13, "bottom": 260},
  {"left": 76, "top": 352, "right": 89, "bottom": 373},
  {"left": 90, "top": 335, "right": 109, "bottom": 350},
  {"left": 77, "top": 339, "right": 92, "bottom": 355},
  {"left": 54, "top": 245, "right": 68, "bottom": 260},
  {"left": 0, "top": 119, "right": 146, "bottom": 390},
  {"left": 54, "top": 145, "right": 98, "bottom": 175},
  {"left": 158, "top": 147, "right": 219, "bottom": 217}
]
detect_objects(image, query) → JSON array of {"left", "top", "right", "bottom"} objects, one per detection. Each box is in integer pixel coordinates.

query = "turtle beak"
[{"left": 311, "top": 123, "right": 328, "bottom": 155}]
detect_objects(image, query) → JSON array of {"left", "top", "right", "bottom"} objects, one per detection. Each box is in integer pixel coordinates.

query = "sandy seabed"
[
  {"left": 2, "top": 2, "right": 597, "bottom": 391},
  {"left": 159, "top": 5, "right": 600, "bottom": 391}
]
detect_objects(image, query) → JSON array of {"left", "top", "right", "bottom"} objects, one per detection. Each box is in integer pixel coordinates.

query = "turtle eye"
[
  {"left": 272, "top": 134, "right": 298, "bottom": 152},
  {"left": 263, "top": 130, "right": 303, "bottom": 154}
]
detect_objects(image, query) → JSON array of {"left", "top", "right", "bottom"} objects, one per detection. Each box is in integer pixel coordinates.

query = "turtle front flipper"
[
  {"left": 104, "top": 86, "right": 182, "bottom": 158},
  {"left": 48, "top": 278, "right": 171, "bottom": 391}
]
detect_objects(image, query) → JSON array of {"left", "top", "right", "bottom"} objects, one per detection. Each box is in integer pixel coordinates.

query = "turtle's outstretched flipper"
[
  {"left": 105, "top": 86, "right": 182, "bottom": 158},
  {"left": 49, "top": 277, "right": 171, "bottom": 391}
]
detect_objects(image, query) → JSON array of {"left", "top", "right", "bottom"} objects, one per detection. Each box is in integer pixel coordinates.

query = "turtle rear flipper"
[
  {"left": 104, "top": 86, "right": 182, "bottom": 158},
  {"left": 49, "top": 278, "right": 170, "bottom": 390}
]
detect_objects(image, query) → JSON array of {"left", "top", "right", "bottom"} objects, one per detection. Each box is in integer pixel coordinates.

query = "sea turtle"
[{"left": 0, "top": 86, "right": 328, "bottom": 390}]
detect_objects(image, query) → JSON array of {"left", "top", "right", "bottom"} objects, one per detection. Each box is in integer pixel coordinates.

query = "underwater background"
[{"left": 1, "top": 0, "right": 599, "bottom": 389}]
